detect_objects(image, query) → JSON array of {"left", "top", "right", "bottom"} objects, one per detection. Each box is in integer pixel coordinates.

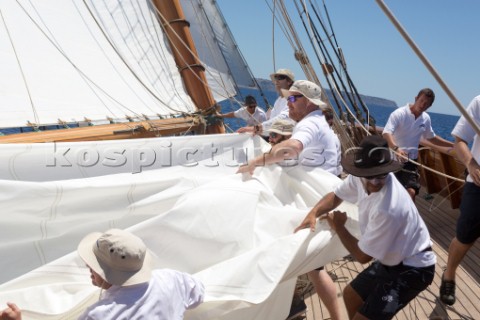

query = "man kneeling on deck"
[{"left": 295, "top": 135, "right": 436, "bottom": 320}]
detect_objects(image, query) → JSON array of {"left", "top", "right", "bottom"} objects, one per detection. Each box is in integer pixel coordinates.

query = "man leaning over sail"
[
  {"left": 237, "top": 69, "right": 294, "bottom": 136},
  {"left": 237, "top": 80, "right": 343, "bottom": 320}
]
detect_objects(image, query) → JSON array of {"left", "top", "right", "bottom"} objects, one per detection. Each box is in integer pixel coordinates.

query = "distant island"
[{"left": 254, "top": 78, "right": 398, "bottom": 109}]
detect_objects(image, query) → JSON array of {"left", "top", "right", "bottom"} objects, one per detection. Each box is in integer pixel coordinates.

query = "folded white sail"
[{"left": 0, "top": 134, "right": 359, "bottom": 319}]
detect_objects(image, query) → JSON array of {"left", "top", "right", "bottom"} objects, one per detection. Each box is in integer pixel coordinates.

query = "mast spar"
[{"left": 152, "top": 0, "right": 225, "bottom": 134}]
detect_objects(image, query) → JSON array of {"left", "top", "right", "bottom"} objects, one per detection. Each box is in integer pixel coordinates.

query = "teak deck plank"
[{"left": 298, "top": 189, "right": 480, "bottom": 320}]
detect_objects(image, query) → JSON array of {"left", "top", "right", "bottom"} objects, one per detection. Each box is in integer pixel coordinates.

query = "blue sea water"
[{"left": 221, "top": 87, "right": 460, "bottom": 142}]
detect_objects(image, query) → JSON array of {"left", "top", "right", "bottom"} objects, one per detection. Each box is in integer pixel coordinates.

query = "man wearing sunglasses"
[
  {"left": 266, "top": 119, "right": 294, "bottom": 146},
  {"left": 237, "top": 69, "right": 294, "bottom": 136},
  {"left": 219, "top": 95, "right": 266, "bottom": 127},
  {"left": 237, "top": 80, "right": 343, "bottom": 319},
  {"left": 295, "top": 135, "right": 436, "bottom": 320}
]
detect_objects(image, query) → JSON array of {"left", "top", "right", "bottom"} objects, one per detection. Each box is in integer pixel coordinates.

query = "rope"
[
  {"left": 0, "top": 10, "right": 39, "bottom": 125},
  {"left": 375, "top": 0, "right": 480, "bottom": 137}
]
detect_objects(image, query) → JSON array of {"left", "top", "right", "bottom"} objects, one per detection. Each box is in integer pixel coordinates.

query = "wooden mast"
[{"left": 152, "top": 0, "right": 225, "bottom": 134}]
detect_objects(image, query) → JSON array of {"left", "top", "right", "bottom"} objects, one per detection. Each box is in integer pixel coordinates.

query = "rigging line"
[
  {"left": 119, "top": 0, "right": 194, "bottom": 112},
  {"left": 0, "top": 10, "right": 39, "bottom": 125},
  {"left": 83, "top": 0, "right": 186, "bottom": 114},
  {"left": 427, "top": 180, "right": 464, "bottom": 212},
  {"left": 14, "top": 0, "right": 146, "bottom": 121},
  {"left": 306, "top": 1, "right": 369, "bottom": 126},
  {"left": 294, "top": 0, "right": 357, "bottom": 113},
  {"left": 210, "top": 0, "right": 272, "bottom": 106},
  {"left": 141, "top": 0, "right": 193, "bottom": 108},
  {"left": 24, "top": 0, "right": 148, "bottom": 120},
  {"left": 149, "top": 2, "right": 238, "bottom": 103},
  {"left": 114, "top": 0, "right": 170, "bottom": 103},
  {"left": 375, "top": 0, "right": 480, "bottom": 137},
  {"left": 191, "top": 0, "right": 242, "bottom": 101}
]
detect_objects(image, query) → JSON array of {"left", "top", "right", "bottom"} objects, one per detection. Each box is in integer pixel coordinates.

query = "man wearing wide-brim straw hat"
[{"left": 295, "top": 135, "right": 436, "bottom": 320}]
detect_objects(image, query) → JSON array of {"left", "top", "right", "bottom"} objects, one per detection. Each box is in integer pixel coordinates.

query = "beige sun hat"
[
  {"left": 77, "top": 229, "right": 153, "bottom": 286},
  {"left": 269, "top": 69, "right": 295, "bottom": 82},
  {"left": 267, "top": 119, "right": 295, "bottom": 136},
  {"left": 281, "top": 80, "right": 327, "bottom": 108}
]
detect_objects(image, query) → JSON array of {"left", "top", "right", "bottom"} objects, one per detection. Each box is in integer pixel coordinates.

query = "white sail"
[
  {"left": 182, "top": 0, "right": 256, "bottom": 102},
  {"left": 0, "top": 134, "right": 359, "bottom": 320},
  {"left": 0, "top": 0, "right": 196, "bottom": 128}
]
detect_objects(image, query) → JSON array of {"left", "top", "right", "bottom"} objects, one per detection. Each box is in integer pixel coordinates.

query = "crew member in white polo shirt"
[
  {"left": 295, "top": 135, "right": 436, "bottom": 320},
  {"left": 383, "top": 88, "right": 453, "bottom": 201},
  {"left": 237, "top": 69, "right": 294, "bottom": 136},
  {"left": 237, "top": 80, "right": 342, "bottom": 320},
  {"left": 220, "top": 95, "right": 266, "bottom": 127}
]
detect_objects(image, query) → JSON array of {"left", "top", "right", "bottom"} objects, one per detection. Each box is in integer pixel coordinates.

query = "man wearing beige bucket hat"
[
  {"left": 295, "top": 135, "right": 436, "bottom": 320},
  {"left": 237, "top": 68, "right": 294, "bottom": 136},
  {"left": 0, "top": 229, "right": 204, "bottom": 320}
]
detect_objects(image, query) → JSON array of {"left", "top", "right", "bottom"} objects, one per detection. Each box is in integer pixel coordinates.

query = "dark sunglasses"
[
  {"left": 269, "top": 132, "right": 278, "bottom": 139},
  {"left": 287, "top": 95, "right": 304, "bottom": 103},
  {"left": 274, "top": 75, "right": 288, "bottom": 81},
  {"left": 247, "top": 104, "right": 256, "bottom": 109},
  {"left": 364, "top": 173, "right": 388, "bottom": 180}
]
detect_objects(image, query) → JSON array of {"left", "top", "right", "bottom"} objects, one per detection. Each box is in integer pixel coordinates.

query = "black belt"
[{"left": 420, "top": 246, "right": 432, "bottom": 253}]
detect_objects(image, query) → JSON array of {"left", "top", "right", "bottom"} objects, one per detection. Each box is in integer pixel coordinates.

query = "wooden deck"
[{"left": 296, "top": 189, "right": 480, "bottom": 320}]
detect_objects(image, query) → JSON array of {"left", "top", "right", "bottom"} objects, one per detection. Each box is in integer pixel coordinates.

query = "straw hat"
[
  {"left": 341, "top": 135, "right": 403, "bottom": 177},
  {"left": 281, "top": 80, "right": 326, "bottom": 108},
  {"left": 267, "top": 119, "right": 294, "bottom": 136},
  {"left": 269, "top": 69, "right": 295, "bottom": 82},
  {"left": 77, "top": 229, "right": 153, "bottom": 286}
]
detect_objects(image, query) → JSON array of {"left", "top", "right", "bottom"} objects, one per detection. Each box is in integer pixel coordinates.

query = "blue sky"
[{"left": 216, "top": 0, "right": 480, "bottom": 116}]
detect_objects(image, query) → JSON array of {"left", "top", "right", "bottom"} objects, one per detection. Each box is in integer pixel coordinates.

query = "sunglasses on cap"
[
  {"left": 274, "top": 75, "right": 288, "bottom": 81},
  {"left": 287, "top": 95, "right": 304, "bottom": 103},
  {"left": 364, "top": 173, "right": 388, "bottom": 180}
]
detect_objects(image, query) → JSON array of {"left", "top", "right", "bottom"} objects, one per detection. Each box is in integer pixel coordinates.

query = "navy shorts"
[
  {"left": 394, "top": 161, "right": 420, "bottom": 195},
  {"left": 457, "top": 182, "right": 480, "bottom": 244},
  {"left": 350, "top": 261, "right": 434, "bottom": 320}
]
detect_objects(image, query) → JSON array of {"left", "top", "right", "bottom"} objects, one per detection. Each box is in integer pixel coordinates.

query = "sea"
[
  {"left": 220, "top": 85, "right": 460, "bottom": 142},
  {"left": 0, "top": 83, "right": 460, "bottom": 140}
]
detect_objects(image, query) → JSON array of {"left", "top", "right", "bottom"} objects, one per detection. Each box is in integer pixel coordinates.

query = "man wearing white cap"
[
  {"left": 237, "top": 68, "right": 294, "bottom": 136},
  {"left": 237, "top": 80, "right": 342, "bottom": 320},
  {"left": 237, "top": 80, "right": 340, "bottom": 175},
  {"left": 0, "top": 229, "right": 205, "bottom": 320}
]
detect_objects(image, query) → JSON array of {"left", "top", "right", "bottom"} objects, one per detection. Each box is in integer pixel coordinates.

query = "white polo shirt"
[
  {"left": 78, "top": 269, "right": 204, "bottom": 320},
  {"left": 383, "top": 104, "right": 435, "bottom": 159},
  {"left": 234, "top": 107, "right": 267, "bottom": 126},
  {"left": 291, "top": 110, "right": 341, "bottom": 175},
  {"left": 452, "top": 95, "right": 480, "bottom": 183},
  {"left": 334, "top": 174, "right": 436, "bottom": 267},
  {"left": 262, "top": 97, "right": 291, "bottom": 132}
]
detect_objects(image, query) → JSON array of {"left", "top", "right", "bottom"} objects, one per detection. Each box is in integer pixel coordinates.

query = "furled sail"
[{"left": 0, "top": 0, "right": 197, "bottom": 129}]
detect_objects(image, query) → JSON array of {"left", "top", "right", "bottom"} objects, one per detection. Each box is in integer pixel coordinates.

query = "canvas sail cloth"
[
  {"left": 0, "top": 0, "right": 240, "bottom": 129},
  {"left": 0, "top": 134, "right": 359, "bottom": 319}
]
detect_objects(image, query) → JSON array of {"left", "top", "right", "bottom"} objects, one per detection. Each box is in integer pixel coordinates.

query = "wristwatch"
[{"left": 392, "top": 146, "right": 399, "bottom": 151}]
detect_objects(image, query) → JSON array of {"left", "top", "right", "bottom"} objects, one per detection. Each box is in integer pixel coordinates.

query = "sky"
[{"left": 216, "top": 0, "right": 480, "bottom": 116}]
